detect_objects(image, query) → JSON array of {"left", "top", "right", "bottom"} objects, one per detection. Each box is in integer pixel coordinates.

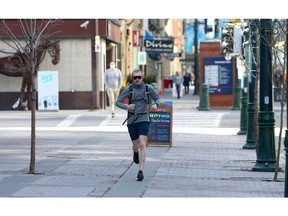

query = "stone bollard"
[{"left": 198, "top": 83, "right": 210, "bottom": 111}]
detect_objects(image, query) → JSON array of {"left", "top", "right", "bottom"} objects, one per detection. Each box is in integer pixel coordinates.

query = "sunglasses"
[{"left": 133, "top": 76, "right": 142, "bottom": 80}]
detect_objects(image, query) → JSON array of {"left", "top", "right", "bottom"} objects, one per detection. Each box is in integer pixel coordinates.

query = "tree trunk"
[
  {"left": 274, "top": 102, "right": 284, "bottom": 180},
  {"left": 29, "top": 37, "right": 36, "bottom": 174}
]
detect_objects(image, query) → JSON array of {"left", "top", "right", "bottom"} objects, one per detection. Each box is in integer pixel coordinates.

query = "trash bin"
[{"left": 163, "top": 79, "right": 170, "bottom": 88}]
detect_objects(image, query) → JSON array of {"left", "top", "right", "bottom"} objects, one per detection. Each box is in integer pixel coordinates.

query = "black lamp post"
[
  {"left": 237, "top": 67, "right": 248, "bottom": 135},
  {"left": 193, "top": 19, "right": 199, "bottom": 95},
  {"left": 232, "top": 65, "right": 241, "bottom": 110},
  {"left": 193, "top": 19, "right": 210, "bottom": 96},
  {"left": 243, "top": 19, "right": 257, "bottom": 149},
  {"left": 283, "top": 19, "right": 288, "bottom": 197},
  {"left": 252, "top": 19, "right": 276, "bottom": 172}
]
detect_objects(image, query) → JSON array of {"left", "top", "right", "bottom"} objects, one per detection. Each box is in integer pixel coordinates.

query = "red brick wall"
[{"left": 199, "top": 41, "right": 235, "bottom": 107}]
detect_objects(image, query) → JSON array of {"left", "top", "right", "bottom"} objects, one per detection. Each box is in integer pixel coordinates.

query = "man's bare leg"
[
  {"left": 138, "top": 135, "right": 147, "bottom": 171},
  {"left": 132, "top": 135, "right": 147, "bottom": 181},
  {"left": 132, "top": 139, "right": 140, "bottom": 164}
]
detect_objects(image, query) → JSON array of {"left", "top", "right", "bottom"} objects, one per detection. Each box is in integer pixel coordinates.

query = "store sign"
[
  {"left": 163, "top": 52, "right": 181, "bottom": 60},
  {"left": 144, "top": 39, "right": 173, "bottom": 53},
  {"left": 133, "top": 30, "right": 140, "bottom": 46},
  {"left": 164, "top": 53, "right": 182, "bottom": 57}
]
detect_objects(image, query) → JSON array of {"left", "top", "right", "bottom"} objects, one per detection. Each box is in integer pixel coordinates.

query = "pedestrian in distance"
[
  {"left": 104, "top": 61, "right": 123, "bottom": 118},
  {"left": 173, "top": 71, "right": 183, "bottom": 99},
  {"left": 183, "top": 72, "right": 191, "bottom": 94},
  {"left": 169, "top": 76, "right": 174, "bottom": 89},
  {"left": 116, "top": 68, "right": 161, "bottom": 181}
]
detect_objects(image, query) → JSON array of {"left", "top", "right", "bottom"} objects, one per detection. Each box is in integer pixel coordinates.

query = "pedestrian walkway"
[
  {"left": 0, "top": 85, "right": 287, "bottom": 216},
  {"left": 148, "top": 87, "right": 285, "bottom": 197}
]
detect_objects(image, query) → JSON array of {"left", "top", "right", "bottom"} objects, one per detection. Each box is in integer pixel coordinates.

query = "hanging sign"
[
  {"left": 133, "top": 30, "right": 140, "bottom": 47},
  {"left": 138, "top": 52, "right": 147, "bottom": 65},
  {"left": 144, "top": 39, "right": 173, "bottom": 53}
]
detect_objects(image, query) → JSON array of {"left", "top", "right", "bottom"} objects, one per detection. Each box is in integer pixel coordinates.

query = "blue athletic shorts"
[{"left": 127, "top": 121, "right": 150, "bottom": 141}]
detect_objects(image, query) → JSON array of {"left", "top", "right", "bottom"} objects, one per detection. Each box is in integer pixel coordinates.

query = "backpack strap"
[
  {"left": 128, "top": 84, "right": 133, "bottom": 104},
  {"left": 145, "top": 84, "right": 150, "bottom": 104},
  {"left": 122, "top": 84, "right": 134, "bottom": 125}
]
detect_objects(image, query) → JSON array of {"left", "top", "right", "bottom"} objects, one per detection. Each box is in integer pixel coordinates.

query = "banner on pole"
[{"left": 38, "top": 71, "right": 59, "bottom": 111}]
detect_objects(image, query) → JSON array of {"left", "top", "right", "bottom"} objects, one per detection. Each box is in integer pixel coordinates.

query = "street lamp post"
[
  {"left": 237, "top": 70, "right": 248, "bottom": 135},
  {"left": 193, "top": 19, "right": 199, "bottom": 95},
  {"left": 232, "top": 64, "right": 241, "bottom": 110},
  {"left": 243, "top": 19, "right": 257, "bottom": 149},
  {"left": 237, "top": 29, "right": 249, "bottom": 135},
  {"left": 193, "top": 19, "right": 209, "bottom": 96},
  {"left": 283, "top": 19, "right": 288, "bottom": 197},
  {"left": 252, "top": 19, "right": 276, "bottom": 172}
]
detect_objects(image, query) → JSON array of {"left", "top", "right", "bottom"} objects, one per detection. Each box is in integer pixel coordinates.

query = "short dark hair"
[{"left": 132, "top": 69, "right": 143, "bottom": 76}]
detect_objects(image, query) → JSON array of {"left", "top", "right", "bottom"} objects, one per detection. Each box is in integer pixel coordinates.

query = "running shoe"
[{"left": 137, "top": 170, "right": 144, "bottom": 181}]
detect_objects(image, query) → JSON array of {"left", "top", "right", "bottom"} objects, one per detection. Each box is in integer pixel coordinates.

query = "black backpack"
[
  {"left": 122, "top": 84, "right": 150, "bottom": 125},
  {"left": 128, "top": 84, "right": 150, "bottom": 105}
]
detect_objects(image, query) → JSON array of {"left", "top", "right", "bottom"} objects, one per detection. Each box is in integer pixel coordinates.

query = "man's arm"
[
  {"left": 115, "top": 86, "right": 130, "bottom": 110},
  {"left": 118, "top": 69, "right": 123, "bottom": 89},
  {"left": 104, "top": 70, "right": 109, "bottom": 87},
  {"left": 148, "top": 85, "right": 161, "bottom": 107}
]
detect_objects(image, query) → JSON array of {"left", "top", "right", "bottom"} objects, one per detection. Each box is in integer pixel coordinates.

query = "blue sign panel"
[
  {"left": 203, "top": 57, "right": 233, "bottom": 94},
  {"left": 185, "top": 24, "right": 194, "bottom": 53},
  {"left": 185, "top": 22, "right": 207, "bottom": 53}
]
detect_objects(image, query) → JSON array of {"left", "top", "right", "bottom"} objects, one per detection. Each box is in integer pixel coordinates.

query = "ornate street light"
[{"left": 252, "top": 19, "right": 276, "bottom": 172}]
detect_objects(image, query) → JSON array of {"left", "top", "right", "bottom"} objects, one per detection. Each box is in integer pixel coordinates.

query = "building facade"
[
  {"left": 0, "top": 19, "right": 121, "bottom": 110},
  {"left": 0, "top": 19, "right": 185, "bottom": 110}
]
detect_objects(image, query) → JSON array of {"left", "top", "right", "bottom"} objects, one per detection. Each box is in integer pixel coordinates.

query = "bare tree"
[
  {"left": 270, "top": 19, "right": 287, "bottom": 181},
  {"left": 0, "top": 19, "right": 61, "bottom": 173}
]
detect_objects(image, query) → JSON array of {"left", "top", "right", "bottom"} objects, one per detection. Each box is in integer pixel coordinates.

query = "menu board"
[
  {"left": 148, "top": 101, "right": 173, "bottom": 146},
  {"left": 148, "top": 112, "right": 171, "bottom": 143}
]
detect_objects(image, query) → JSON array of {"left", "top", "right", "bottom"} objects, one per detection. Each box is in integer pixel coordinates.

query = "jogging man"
[{"left": 115, "top": 68, "right": 161, "bottom": 181}]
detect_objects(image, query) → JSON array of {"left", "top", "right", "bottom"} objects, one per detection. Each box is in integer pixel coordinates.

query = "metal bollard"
[{"left": 198, "top": 83, "right": 210, "bottom": 111}]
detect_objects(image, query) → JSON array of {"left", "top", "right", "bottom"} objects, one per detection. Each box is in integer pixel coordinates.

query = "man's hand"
[
  {"left": 149, "top": 104, "right": 158, "bottom": 111},
  {"left": 127, "top": 104, "right": 135, "bottom": 111}
]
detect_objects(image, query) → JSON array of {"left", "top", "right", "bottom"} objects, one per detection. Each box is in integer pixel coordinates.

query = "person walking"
[
  {"left": 104, "top": 61, "right": 123, "bottom": 118},
  {"left": 116, "top": 68, "right": 161, "bottom": 181},
  {"left": 173, "top": 71, "right": 183, "bottom": 99},
  {"left": 183, "top": 72, "right": 191, "bottom": 94}
]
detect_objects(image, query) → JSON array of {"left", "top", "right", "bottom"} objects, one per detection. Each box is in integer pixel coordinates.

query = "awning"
[
  {"left": 145, "top": 30, "right": 155, "bottom": 40},
  {"left": 145, "top": 30, "right": 156, "bottom": 54}
]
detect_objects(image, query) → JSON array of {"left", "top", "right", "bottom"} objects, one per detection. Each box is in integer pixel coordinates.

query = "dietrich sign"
[{"left": 144, "top": 39, "right": 173, "bottom": 53}]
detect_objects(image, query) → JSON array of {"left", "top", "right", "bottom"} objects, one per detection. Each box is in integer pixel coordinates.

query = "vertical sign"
[
  {"left": 185, "top": 24, "right": 194, "bottom": 53},
  {"left": 133, "top": 30, "right": 140, "bottom": 47},
  {"left": 95, "top": 35, "right": 101, "bottom": 52},
  {"left": 38, "top": 71, "right": 59, "bottom": 111},
  {"left": 138, "top": 51, "right": 146, "bottom": 65},
  {"left": 204, "top": 56, "right": 233, "bottom": 94}
]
